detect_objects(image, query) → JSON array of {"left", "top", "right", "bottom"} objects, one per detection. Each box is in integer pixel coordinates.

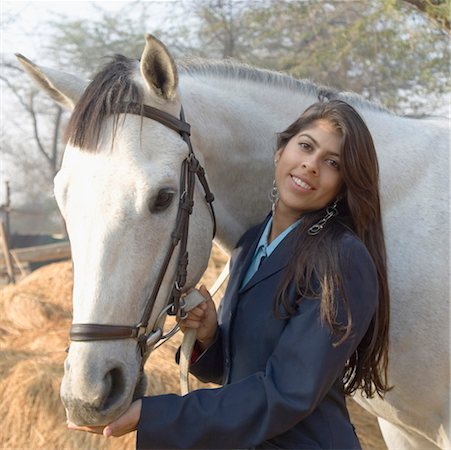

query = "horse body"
[{"left": 16, "top": 35, "right": 449, "bottom": 449}]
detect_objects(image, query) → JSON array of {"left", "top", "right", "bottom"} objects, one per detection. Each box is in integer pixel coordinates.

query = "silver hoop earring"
[
  {"left": 308, "top": 198, "right": 339, "bottom": 235},
  {"left": 269, "top": 180, "right": 279, "bottom": 215}
]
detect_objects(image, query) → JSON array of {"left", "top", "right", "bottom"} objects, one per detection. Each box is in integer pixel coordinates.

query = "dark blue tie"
[{"left": 258, "top": 253, "right": 266, "bottom": 269}]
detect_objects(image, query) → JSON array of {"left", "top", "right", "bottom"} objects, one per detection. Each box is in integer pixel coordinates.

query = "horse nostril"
[{"left": 102, "top": 367, "right": 125, "bottom": 411}]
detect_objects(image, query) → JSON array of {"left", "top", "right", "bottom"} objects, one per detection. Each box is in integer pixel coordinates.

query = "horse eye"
[{"left": 150, "top": 189, "right": 175, "bottom": 213}]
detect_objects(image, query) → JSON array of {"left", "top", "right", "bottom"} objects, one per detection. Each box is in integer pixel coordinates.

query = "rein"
[{"left": 69, "top": 102, "right": 216, "bottom": 359}]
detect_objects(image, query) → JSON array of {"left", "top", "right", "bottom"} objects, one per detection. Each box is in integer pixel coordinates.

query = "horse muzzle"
[{"left": 60, "top": 340, "right": 143, "bottom": 426}]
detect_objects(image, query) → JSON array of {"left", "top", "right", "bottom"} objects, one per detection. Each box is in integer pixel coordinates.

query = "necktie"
[{"left": 258, "top": 250, "right": 266, "bottom": 269}]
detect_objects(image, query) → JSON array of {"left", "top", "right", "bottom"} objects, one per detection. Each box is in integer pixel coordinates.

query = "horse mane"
[
  {"left": 177, "top": 58, "right": 393, "bottom": 115},
  {"left": 65, "top": 55, "right": 143, "bottom": 151},
  {"left": 66, "top": 54, "right": 393, "bottom": 151}
]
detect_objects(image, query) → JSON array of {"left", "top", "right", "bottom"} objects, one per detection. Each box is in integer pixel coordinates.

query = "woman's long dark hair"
[{"left": 274, "top": 100, "right": 391, "bottom": 398}]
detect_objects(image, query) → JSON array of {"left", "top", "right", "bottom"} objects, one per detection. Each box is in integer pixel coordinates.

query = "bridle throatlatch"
[{"left": 69, "top": 103, "right": 216, "bottom": 359}]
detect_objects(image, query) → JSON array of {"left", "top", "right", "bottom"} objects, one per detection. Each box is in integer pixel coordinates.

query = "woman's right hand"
[{"left": 180, "top": 285, "right": 218, "bottom": 350}]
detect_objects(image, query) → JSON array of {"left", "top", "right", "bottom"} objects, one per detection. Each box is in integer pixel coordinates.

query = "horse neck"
[{"left": 179, "top": 73, "right": 317, "bottom": 251}]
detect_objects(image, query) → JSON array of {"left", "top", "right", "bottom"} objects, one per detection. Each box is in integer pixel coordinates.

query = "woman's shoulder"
[
  {"left": 235, "top": 216, "right": 270, "bottom": 248},
  {"left": 334, "top": 229, "right": 379, "bottom": 328},
  {"left": 337, "top": 229, "right": 376, "bottom": 275},
  {"left": 338, "top": 229, "right": 367, "bottom": 251}
]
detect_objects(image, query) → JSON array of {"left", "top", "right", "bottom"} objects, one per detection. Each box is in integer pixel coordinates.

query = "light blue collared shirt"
[{"left": 241, "top": 217, "right": 301, "bottom": 288}]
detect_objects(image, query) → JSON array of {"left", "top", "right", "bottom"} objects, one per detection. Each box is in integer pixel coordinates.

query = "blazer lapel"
[
  {"left": 238, "top": 225, "right": 298, "bottom": 294},
  {"left": 224, "top": 216, "right": 270, "bottom": 315}
]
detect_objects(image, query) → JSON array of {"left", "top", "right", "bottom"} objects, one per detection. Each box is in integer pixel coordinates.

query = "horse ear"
[
  {"left": 140, "top": 34, "right": 178, "bottom": 100},
  {"left": 15, "top": 54, "right": 88, "bottom": 111}
]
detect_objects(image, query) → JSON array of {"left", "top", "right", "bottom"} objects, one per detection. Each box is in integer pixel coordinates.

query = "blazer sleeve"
[
  {"left": 178, "top": 224, "right": 263, "bottom": 385},
  {"left": 185, "top": 328, "right": 224, "bottom": 384},
  {"left": 137, "top": 235, "right": 378, "bottom": 450}
]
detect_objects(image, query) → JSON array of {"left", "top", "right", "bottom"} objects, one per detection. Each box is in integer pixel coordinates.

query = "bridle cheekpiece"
[{"left": 69, "top": 102, "right": 216, "bottom": 359}]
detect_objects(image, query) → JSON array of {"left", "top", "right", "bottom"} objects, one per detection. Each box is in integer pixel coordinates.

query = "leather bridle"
[{"left": 69, "top": 102, "right": 216, "bottom": 358}]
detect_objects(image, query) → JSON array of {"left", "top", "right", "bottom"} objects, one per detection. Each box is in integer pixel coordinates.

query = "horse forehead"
[
  {"left": 58, "top": 146, "right": 136, "bottom": 189},
  {"left": 60, "top": 123, "right": 184, "bottom": 180}
]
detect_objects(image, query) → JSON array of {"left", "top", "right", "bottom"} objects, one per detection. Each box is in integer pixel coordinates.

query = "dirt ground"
[{"left": 0, "top": 244, "right": 387, "bottom": 449}]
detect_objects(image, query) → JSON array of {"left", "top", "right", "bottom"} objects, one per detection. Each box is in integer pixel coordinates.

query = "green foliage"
[
  {"left": 164, "top": 0, "right": 449, "bottom": 114},
  {"left": 403, "top": 0, "right": 450, "bottom": 29},
  {"left": 40, "top": 0, "right": 450, "bottom": 113}
]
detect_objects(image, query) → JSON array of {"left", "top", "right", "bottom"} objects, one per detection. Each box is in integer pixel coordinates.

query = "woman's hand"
[
  {"left": 67, "top": 399, "right": 142, "bottom": 437},
  {"left": 180, "top": 285, "right": 218, "bottom": 350}
]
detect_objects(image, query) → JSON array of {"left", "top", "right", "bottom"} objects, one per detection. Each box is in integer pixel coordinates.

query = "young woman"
[{"left": 68, "top": 99, "right": 391, "bottom": 449}]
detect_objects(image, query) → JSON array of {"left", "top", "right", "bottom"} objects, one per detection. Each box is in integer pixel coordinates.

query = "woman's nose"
[{"left": 301, "top": 158, "right": 319, "bottom": 175}]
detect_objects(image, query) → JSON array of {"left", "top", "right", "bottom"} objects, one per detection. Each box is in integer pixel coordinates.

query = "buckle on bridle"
[
  {"left": 145, "top": 328, "right": 163, "bottom": 348},
  {"left": 136, "top": 325, "right": 147, "bottom": 338}
]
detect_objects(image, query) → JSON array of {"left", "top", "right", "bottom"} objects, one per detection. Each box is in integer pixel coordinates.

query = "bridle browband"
[{"left": 69, "top": 102, "right": 216, "bottom": 358}]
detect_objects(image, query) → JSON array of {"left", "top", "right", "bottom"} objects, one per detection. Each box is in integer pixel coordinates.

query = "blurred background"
[{"left": 0, "top": 1, "right": 449, "bottom": 449}]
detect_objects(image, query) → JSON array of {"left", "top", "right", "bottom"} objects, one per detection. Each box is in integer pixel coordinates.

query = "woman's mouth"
[{"left": 291, "top": 175, "right": 314, "bottom": 190}]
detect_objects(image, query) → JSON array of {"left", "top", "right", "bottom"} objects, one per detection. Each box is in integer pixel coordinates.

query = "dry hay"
[
  {"left": 0, "top": 262, "right": 72, "bottom": 344},
  {"left": 0, "top": 248, "right": 222, "bottom": 450},
  {"left": 0, "top": 244, "right": 386, "bottom": 450},
  {"left": 0, "top": 261, "right": 124, "bottom": 450},
  {"left": 0, "top": 350, "right": 135, "bottom": 450},
  {"left": 1, "top": 261, "right": 73, "bottom": 309},
  {"left": 0, "top": 318, "right": 208, "bottom": 450}
]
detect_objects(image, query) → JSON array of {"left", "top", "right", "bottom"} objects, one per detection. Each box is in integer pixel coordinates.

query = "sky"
[{"left": 1, "top": 0, "right": 174, "bottom": 59}]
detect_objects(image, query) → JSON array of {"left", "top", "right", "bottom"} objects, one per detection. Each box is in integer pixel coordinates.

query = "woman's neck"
[{"left": 269, "top": 205, "right": 301, "bottom": 244}]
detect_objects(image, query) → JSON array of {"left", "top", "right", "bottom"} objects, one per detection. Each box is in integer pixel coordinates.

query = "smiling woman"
[
  {"left": 272, "top": 101, "right": 390, "bottom": 359},
  {"left": 273, "top": 119, "right": 344, "bottom": 231},
  {"left": 121, "top": 100, "right": 389, "bottom": 450},
  {"left": 67, "top": 99, "right": 392, "bottom": 450}
]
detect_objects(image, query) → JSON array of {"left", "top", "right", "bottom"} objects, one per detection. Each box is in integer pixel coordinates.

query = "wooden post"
[
  {"left": 4, "top": 181, "right": 11, "bottom": 244},
  {"left": 0, "top": 242, "right": 71, "bottom": 267},
  {"left": 0, "top": 180, "right": 11, "bottom": 247},
  {"left": 0, "top": 220, "right": 15, "bottom": 284},
  {"left": 10, "top": 251, "right": 30, "bottom": 277}
]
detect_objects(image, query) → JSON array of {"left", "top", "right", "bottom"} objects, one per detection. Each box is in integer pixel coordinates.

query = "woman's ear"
[{"left": 274, "top": 148, "right": 283, "bottom": 164}]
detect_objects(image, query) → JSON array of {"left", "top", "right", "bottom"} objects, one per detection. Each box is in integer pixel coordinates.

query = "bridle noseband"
[{"left": 69, "top": 102, "right": 216, "bottom": 358}]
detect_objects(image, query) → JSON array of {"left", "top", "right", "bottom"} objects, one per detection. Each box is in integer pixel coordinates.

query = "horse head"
[{"left": 17, "top": 35, "right": 214, "bottom": 425}]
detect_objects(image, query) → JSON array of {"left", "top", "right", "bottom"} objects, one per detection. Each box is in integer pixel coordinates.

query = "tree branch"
[
  {"left": 402, "top": 0, "right": 450, "bottom": 30},
  {"left": 51, "top": 107, "right": 63, "bottom": 176},
  {"left": 0, "top": 74, "right": 29, "bottom": 111},
  {"left": 29, "top": 93, "right": 52, "bottom": 165}
]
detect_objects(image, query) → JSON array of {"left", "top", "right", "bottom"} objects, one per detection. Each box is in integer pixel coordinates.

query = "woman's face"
[{"left": 274, "top": 119, "right": 344, "bottom": 221}]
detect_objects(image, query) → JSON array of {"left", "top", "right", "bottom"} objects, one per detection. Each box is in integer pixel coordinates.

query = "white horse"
[{"left": 16, "top": 35, "right": 449, "bottom": 449}]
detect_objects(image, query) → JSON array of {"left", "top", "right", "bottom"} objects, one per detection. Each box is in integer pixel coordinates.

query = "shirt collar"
[{"left": 254, "top": 216, "right": 301, "bottom": 259}]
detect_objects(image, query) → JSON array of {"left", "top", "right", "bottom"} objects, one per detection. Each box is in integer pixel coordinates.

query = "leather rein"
[{"left": 69, "top": 102, "right": 216, "bottom": 358}]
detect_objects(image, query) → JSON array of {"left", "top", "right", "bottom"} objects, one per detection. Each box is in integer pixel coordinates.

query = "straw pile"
[
  {"left": 0, "top": 246, "right": 226, "bottom": 450},
  {"left": 0, "top": 244, "right": 385, "bottom": 450}
]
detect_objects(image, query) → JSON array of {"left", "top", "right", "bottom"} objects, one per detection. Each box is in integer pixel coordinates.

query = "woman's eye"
[
  {"left": 299, "top": 142, "right": 311, "bottom": 151},
  {"left": 326, "top": 159, "right": 340, "bottom": 170},
  {"left": 150, "top": 189, "right": 175, "bottom": 213}
]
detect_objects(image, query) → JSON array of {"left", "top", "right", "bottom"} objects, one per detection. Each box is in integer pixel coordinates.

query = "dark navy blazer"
[{"left": 137, "top": 216, "right": 378, "bottom": 449}]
